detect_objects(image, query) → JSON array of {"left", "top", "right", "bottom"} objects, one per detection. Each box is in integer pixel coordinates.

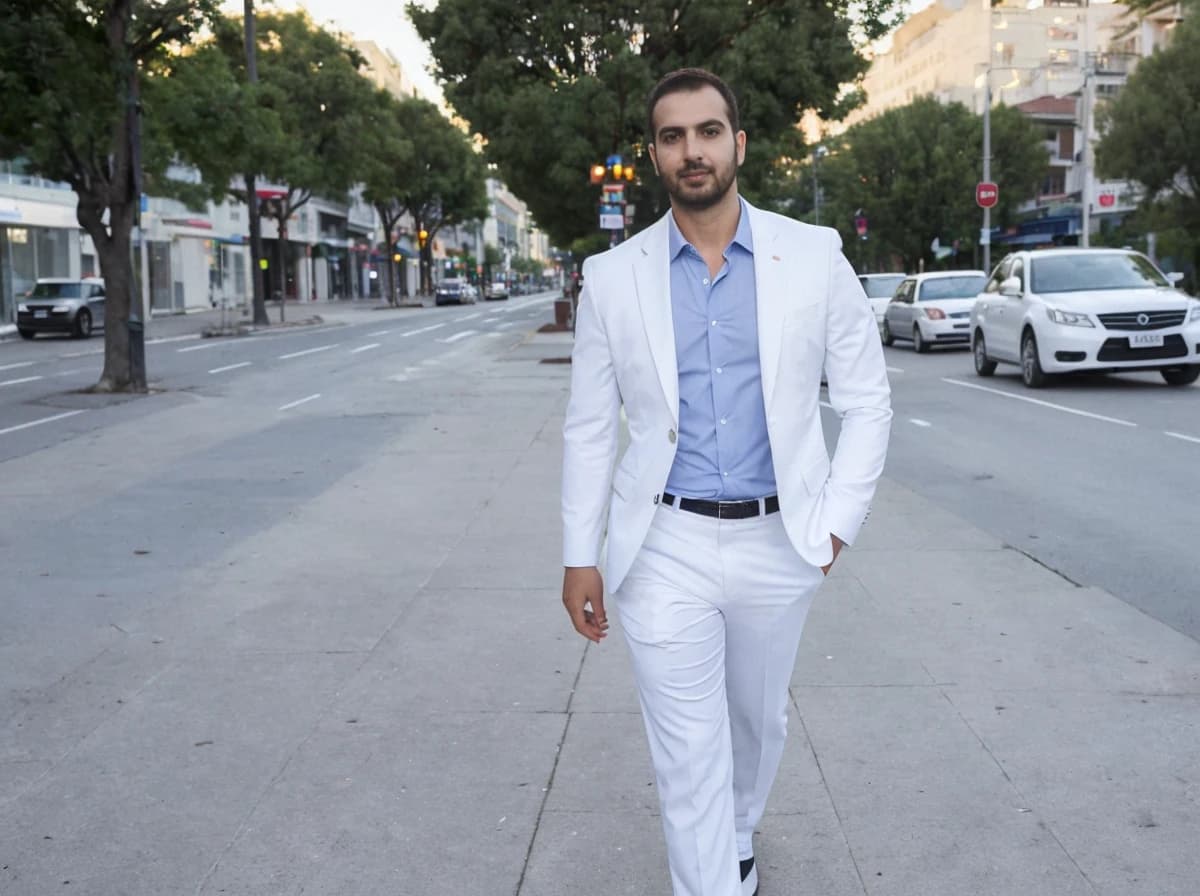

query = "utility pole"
[
  {"left": 983, "top": 75, "right": 992, "bottom": 273},
  {"left": 1080, "top": 5, "right": 1093, "bottom": 249},
  {"left": 244, "top": 0, "right": 269, "bottom": 325}
]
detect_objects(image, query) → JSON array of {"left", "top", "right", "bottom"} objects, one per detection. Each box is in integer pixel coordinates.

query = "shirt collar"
[{"left": 667, "top": 197, "right": 754, "bottom": 261}]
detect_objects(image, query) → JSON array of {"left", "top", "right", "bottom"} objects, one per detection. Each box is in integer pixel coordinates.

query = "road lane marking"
[
  {"left": 1165, "top": 431, "right": 1200, "bottom": 445},
  {"left": 496, "top": 322, "right": 515, "bottom": 329},
  {"left": 485, "top": 316, "right": 502, "bottom": 323},
  {"left": 278, "top": 393, "right": 321, "bottom": 411},
  {"left": 400, "top": 323, "right": 446, "bottom": 337},
  {"left": 178, "top": 342, "right": 226, "bottom": 353},
  {"left": 0, "top": 376, "right": 43, "bottom": 387},
  {"left": 439, "top": 330, "right": 477, "bottom": 344},
  {"left": 454, "top": 312, "right": 483, "bottom": 322},
  {"left": 55, "top": 368, "right": 91, "bottom": 377},
  {"left": 887, "top": 366, "right": 905, "bottom": 373},
  {"left": 0, "top": 361, "right": 35, "bottom": 372},
  {"left": 209, "top": 361, "right": 252, "bottom": 374},
  {"left": 910, "top": 418, "right": 932, "bottom": 427},
  {"left": 279, "top": 344, "right": 338, "bottom": 360},
  {"left": 350, "top": 343, "right": 380, "bottom": 354},
  {"left": 146, "top": 334, "right": 200, "bottom": 346},
  {"left": 367, "top": 329, "right": 391, "bottom": 337},
  {"left": 0, "top": 410, "right": 86, "bottom": 436},
  {"left": 941, "top": 378, "right": 1138, "bottom": 427}
]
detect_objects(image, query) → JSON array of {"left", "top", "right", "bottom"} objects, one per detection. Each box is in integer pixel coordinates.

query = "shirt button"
[
  {"left": 710, "top": 320, "right": 717, "bottom": 327},
  {"left": 715, "top": 367, "right": 723, "bottom": 374},
  {"left": 702, "top": 278, "right": 710, "bottom": 286},
  {"left": 722, "top": 471, "right": 729, "bottom": 477},
  {"left": 668, "top": 429, "right": 677, "bottom": 443}
]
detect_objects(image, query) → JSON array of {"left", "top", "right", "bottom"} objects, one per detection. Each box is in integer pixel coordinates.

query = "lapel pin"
[{"left": 771, "top": 255, "right": 781, "bottom": 261}]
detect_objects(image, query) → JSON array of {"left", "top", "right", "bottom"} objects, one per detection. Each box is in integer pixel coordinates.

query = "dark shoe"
[{"left": 740, "top": 856, "right": 759, "bottom": 896}]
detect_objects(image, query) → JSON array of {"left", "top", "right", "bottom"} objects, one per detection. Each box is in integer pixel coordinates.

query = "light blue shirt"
[{"left": 665, "top": 201, "right": 777, "bottom": 500}]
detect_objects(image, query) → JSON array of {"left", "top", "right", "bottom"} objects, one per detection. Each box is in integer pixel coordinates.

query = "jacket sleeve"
[
  {"left": 561, "top": 259, "right": 621, "bottom": 567},
  {"left": 821, "top": 231, "right": 893, "bottom": 546}
]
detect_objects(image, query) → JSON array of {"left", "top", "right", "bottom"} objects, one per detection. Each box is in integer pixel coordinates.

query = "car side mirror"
[
  {"left": 1167, "top": 272, "right": 1184, "bottom": 285},
  {"left": 1000, "top": 276, "right": 1022, "bottom": 297}
]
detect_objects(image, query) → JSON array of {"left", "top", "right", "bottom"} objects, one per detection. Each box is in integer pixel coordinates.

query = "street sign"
[
  {"left": 599, "top": 214, "right": 624, "bottom": 230},
  {"left": 979, "top": 227, "right": 991, "bottom": 246},
  {"left": 976, "top": 182, "right": 999, "bottom": 208}
]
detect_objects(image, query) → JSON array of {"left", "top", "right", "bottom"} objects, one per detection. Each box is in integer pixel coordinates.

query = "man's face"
[{"left": 648, "top": 85, "right": 746, "bottom": 212}]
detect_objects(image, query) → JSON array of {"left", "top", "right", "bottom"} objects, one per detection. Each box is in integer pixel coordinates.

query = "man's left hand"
[{"left": 820, "top": 535, "right": 846, "bottom": 576}]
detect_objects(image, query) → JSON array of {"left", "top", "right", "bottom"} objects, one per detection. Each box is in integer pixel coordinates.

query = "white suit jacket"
[{"left": 562, "top": 201, "right": 892, "bottom": 593}]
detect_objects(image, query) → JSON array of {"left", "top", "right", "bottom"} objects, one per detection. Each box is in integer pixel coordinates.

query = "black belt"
[{"left": 662, "top": 493, "right": 780, "bottom": 520}]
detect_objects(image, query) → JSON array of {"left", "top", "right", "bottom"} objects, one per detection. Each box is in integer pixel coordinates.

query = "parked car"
[
  {"left": 16, "top": 278, "right": 107, "bottom": 339},
  {"left": 485, "top": 280, "right": 509, "bottom": 301},
  {"left": 882, "top": 270, "right": 988, "bottom": 352},
  {"left": 435, "top": 277, "right": 475, "bottom": 306},
  {"left": 858, "top": 273, "right": 907, "bottom": 334},
  {"left": 971, "top": 248, "right": 1200, "bottom": 387}
]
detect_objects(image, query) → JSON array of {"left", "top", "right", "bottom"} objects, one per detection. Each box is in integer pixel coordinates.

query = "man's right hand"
[{"left": 562, "top": 566, "right": 608, "bottom": 643}]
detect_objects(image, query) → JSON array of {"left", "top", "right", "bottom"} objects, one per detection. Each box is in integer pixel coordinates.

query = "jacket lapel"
[
  {"left": 748, "top": 204, "right": 787, "bottom": 412},
  {"left": 632, "top": 215, "right": 679, "bottom": 423}
]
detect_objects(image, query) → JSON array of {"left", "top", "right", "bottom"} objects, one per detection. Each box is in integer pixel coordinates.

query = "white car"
[
  {"left": 858, "top": 273, "right": 907, "bottom": 332},
  {"left": 970, "top": 248, "right": 1200, "bottom": 388},
  {"left": 881, "top": 270, "right": 988, "bottom": 353}
]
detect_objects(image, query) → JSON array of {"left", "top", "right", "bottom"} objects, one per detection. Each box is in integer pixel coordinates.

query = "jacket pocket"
[{"left": 800, "top": 454, "right": 831, "bottom": 495}]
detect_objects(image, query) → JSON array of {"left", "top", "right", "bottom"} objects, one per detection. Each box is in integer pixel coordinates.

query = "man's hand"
[
  {"left": 563, "top": 566, "right": 609, "bottom": 643},
  {"left": 820, "top": 535, "right": 846, "bottom": 577}
]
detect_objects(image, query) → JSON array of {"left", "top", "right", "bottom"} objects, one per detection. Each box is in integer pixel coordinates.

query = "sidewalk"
[{"left": 1, "top": 329, "right": 1196, "bottom": 895}]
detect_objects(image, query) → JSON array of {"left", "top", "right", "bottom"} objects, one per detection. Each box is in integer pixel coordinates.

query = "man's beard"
[{"left": 664, "top": 155, "right": 738, "bottom": 211}]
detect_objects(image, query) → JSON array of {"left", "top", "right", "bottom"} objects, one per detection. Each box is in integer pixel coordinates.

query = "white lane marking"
[
  {"left": 178, "top": 341, "right": 226, "bottom": 353},
  {"left": 367, "top": 329, "right": 391, "bottom": 337},
  {"left": 496, "top": 322, "right": 515, "bottom": 329},
  {"left": 454, "top": 312, "right": 483, "bottom": 322},
  {"left": 61, "top": 348, "right": 104, "bottom": 359},
  {"left": 887, "top": 366, "right": 905, "bottom": 374},
  {"left": 209, "top": 361, "right": 252, "bottom": 374},
  {"left": 942, "top": 378, "right": 1138, "bottom": 427},
  {"left": 350, "top": 343, "right": 380, "bottom": 354},
  {"left": 484, "top": 316, "right": 502, "bottom": 323},
  {"left": 1165, "top": 430, "right": 1200, "bottom": 445},
  {"left": 146, "top": 334, "right": 200, "bottom": 346},
  {"left": 0, "top": 409, "right": 86, "bottom": 436},
  {"left": 400, "top": 323, "right": 446, "bottom": 337},
  {"left": 55, "top": 368, "right": 91, "bottom": 377},
  {"left": 278, "top": 393, "right": 321, "bottom": 411},
  {"left": 279, "top": 344, "right": 338, "bottom": 360},
  {"left": 439, "top": 330, "right": 477, "bottom": 344},
  {"left": 0, "top": 376, "right": 43, "bottom": 387},
  {"left": 910, "top": 418, "right": 932, "bottom": 428},
  {"left": 0, "top": 361, "right": 35, "bottom": 372}
]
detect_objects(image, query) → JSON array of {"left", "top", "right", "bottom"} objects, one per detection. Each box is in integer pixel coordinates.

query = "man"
[{"left": 561, "top": 68, "right": 891, "bottom": 896}]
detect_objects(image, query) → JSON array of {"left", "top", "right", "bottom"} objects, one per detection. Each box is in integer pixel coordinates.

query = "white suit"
[{"left": 561, "top": 201, "right": 892, "bottom": 896}]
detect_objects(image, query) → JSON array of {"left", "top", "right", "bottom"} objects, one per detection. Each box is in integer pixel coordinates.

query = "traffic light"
[{"left": 418, "top": 229, "right": 428, "bottom": 249}]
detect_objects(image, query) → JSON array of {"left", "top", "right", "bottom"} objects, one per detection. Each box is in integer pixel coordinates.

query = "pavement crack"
[{"left": 1002, "top": 543, "right": 1083, "bottom": 587}]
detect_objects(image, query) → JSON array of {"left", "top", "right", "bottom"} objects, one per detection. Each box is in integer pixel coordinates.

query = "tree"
[
  {"left": 384, "top": 98, "right": 488, "bottom": 295},
  {"left": 408, "top": 0, "right": 906, "bottom": 248},
  {"left": 1096, "top": 13, "right": 1200, "bottom": 279},
  {"left": 0, "top": 0, "right": 219, "bottom": 392},
  {"left": 814, "top": 98, "right": 1046, "bottom": 272},
  {"left": 359, "top": 90, "right": 417, "bottom": 305},
  {"left": 146, "top": 10, "right": 379, "bottom": 315}
]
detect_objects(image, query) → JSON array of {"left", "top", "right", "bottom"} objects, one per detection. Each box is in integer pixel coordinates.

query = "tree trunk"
[
  {"left": 85, "top": 201, "right": 138, "bottom": 392},
  {"left": 245, "top": 174, "right": 269, "bottom": 324}
]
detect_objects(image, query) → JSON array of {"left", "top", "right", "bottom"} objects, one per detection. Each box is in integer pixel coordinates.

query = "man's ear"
[
  {"left": 735, "top": 130, "right": 746, "bottom": 167},
  {"left": 648, "top": 142, "right": 659, "bottom": 175}
]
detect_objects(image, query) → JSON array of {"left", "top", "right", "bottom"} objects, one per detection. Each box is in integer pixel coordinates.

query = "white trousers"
[{"left": 614, "top": 503, "right": 824, "bottom": 896}]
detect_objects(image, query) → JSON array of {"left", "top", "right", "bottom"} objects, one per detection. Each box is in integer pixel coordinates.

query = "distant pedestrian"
[{"left": 560, "top": 68, "right": 892, "bottom": 896}]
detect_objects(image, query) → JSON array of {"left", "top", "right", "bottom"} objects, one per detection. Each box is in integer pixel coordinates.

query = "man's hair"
[{"left": 646, "top": 68, "right": 740, "bottom": 140}]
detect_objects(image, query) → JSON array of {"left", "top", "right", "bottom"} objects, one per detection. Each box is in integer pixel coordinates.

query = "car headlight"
[
  {"left": 1189, "top": 303, "right": 1200, "bottom": 322},
  {"left": 52, "top": 304, "right": 72, "bottom": 312},
  {"left": 1046, "top": 307, "right": 1094, "bottom": 327},
  {"left": 17, "top": 303, "right": 28, "bottom": 313},
  {"left": 923, "top": 307, "right": 946, "bottom": 320}
]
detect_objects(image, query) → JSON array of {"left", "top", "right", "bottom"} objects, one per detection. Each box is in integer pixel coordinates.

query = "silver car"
[
  {"left": 16, "top": 278, "right": 107, "bottom": 339},
  {"left": 858, "top": 273, "right": 907, "bottom": 334}
]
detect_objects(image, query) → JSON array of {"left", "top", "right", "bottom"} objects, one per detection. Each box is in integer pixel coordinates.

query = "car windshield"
[
  {"left": 919, "top": 276, "right": 986, "bottom": 300},
  {"left": 860, "top": 275, "right": 905, "bottom": 298},
  {"left": 30, "top": 282, "right": 82, "bottom": 299},
  {"left": 1030, "top": 253, "right": 1170, "bottom": 293}
]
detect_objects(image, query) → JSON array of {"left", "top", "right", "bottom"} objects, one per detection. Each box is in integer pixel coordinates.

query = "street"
[{"left": 1, "top": 298, "right": 1198, "bottom": 894}]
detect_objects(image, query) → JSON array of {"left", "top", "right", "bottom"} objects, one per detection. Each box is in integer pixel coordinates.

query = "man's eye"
[{"left": 705, "top": 128, "right": 720, "bottom": 137}]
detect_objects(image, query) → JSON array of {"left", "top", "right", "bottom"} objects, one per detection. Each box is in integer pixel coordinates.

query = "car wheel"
[
  {"left": 73, "top": 308, "right": 92, "bottom": 339},
  {"left": 881, "top": 319, "right": 895, "bottom": 346},
  {"left": 973, "top": 331, "right": 997, "bottom": 376},
  {"left": 1021, "top": 330, "right": 1047, "bottom": 388},
  {"left": 913, "top": 324, "right": 930, "bottom": 354},
  {"left": 18, "top": 328, "right": 35, "bottom": 340},
  {"left": 1161, "top": 365, "right": 1200, "bottom": 386}
]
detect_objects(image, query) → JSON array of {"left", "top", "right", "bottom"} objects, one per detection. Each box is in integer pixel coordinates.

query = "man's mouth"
[{"left": 681, "top": 168, "right": 710, "bottom": 182}]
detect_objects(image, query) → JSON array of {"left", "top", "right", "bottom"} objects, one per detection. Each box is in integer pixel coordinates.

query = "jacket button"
[{"left": 668, "top": 429, "right": 677, "bottom": 443}]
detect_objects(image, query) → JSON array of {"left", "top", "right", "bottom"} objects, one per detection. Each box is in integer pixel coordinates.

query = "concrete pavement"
[{"left": 1, "top": 327, "right": 1197, "bottom": 894}]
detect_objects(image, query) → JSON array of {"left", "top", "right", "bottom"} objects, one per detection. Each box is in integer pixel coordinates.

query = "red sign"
[
  {"left": 976, "top": 182, "right": 999, "bottom": 209},
  {"left": 1098, "top": 193, "right": 1116, "bottom": 208}
]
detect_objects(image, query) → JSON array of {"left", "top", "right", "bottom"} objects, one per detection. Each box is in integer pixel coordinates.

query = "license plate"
[
  {"left": 1130, "top": 332, "right": 1164, "bottom": 349},
  {"left": 34, "top": 310, "right": 47, "bottom": 319}
]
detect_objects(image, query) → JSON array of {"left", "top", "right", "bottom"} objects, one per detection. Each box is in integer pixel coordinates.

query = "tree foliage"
[
  {"left": 0, "top": 0, "right": 220, "bottom": 391},
  {"left": 809, "top": 98, "right": 1046, "bottom": 272},
  {"left": 408, "top": 0, "right": 906, "bottom": 247},
  {"left": 1096, "top": 13, "right": 1200, "bottom": 274}
]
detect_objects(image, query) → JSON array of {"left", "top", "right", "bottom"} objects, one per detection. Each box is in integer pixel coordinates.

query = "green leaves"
[{"left": 408, "top": 0, "right": 903, "bottom": 246}]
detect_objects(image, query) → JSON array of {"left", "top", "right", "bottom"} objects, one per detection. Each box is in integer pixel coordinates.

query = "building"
[{"left": 843, "top": 0, "right": 1184, "bottom": 246}]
